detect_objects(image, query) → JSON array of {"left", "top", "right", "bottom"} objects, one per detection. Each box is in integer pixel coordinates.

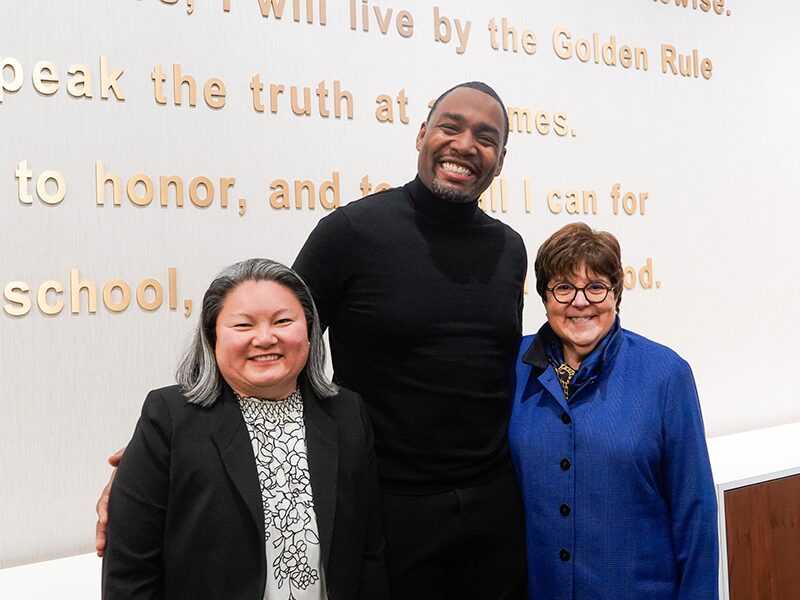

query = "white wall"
[{"left": 2, "top": 0, "right": 799, "bottom": 567}]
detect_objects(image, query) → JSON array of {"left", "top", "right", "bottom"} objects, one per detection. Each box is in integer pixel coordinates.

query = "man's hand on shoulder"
[{"left": 95, "top": 447, "right": 125, "bottom": 557}]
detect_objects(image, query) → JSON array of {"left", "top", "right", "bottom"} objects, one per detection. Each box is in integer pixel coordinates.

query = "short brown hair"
[{"left": 534, "top": 222, "right": 624, "bottom": 310}]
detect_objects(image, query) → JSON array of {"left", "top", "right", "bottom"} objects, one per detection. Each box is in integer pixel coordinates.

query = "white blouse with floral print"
[{"left": 238, "top": 389, "right": 327, "bottom": 600}]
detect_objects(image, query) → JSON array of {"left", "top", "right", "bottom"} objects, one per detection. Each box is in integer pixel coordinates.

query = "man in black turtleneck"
[
  {"left": 293, "top": 82, "right": 527, "bottom": 599},
  {"left": 95, "top": 82, "right": 526, "bottom": 598}
]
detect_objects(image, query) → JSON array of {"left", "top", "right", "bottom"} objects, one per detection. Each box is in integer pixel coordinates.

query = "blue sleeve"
[{"left": 661, "top": 359, "right": 719, "bottom": 600}]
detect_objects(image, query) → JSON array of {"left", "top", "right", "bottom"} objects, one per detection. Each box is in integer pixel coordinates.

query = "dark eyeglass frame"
[{"left": 546, "top": 281, "right": 611, "bottom": 304}]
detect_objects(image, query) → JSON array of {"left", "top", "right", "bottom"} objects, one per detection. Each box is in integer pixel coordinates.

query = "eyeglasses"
[{"left": 546, "top": 281, "right": 611, "bottom": 304}]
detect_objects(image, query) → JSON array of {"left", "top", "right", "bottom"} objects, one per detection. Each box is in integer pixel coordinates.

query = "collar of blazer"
[{"left": 211, "top": 378, "right": 339, "bottom": 573}]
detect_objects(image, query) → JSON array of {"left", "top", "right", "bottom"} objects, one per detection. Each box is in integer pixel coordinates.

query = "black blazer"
[{"left": 102, "top": 379, "right": 388, "bottom": 600}]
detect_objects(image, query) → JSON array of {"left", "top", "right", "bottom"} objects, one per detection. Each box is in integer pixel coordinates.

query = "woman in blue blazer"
[{"left": 509, "top": 223, "right": 718, "bottom": 600}]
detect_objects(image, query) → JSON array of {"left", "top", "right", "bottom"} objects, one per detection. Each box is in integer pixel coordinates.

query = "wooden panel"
[{"left": 725, "top": 474, "right": 800, "bottom": 600}]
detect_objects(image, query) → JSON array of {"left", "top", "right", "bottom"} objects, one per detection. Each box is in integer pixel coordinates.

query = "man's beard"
[{"left": 431, "top": 178, "right": 474, "bottom": 203}]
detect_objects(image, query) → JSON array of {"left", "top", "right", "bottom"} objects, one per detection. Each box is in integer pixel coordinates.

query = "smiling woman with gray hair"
[{"left": 102, "top": 258, "right": 388, "bottom": 600}]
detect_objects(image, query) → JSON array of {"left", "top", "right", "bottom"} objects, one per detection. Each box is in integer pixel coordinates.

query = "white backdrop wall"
[{"left": 2, "top": 0, "right": 799, "bottom": 567}]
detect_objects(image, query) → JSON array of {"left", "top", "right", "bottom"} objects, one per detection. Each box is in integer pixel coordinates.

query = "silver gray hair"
[{"left": 176, "top": 258, "right": 337, "bottom": 406}]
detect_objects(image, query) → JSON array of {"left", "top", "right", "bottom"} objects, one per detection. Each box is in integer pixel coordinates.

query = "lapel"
[
  {"left": 302, "top": 379, "right": 339, "bottom": 570},
  {"left": 211, "top": 386, "right": 266, "bottom": 544},
  {"left": 538, "top": 367, "right": 571, "bottom": 412},
  {"left": 520, "top": 332, "right": 570, "bottom": 412}
]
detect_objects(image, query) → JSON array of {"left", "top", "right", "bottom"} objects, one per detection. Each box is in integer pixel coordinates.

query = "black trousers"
[{"left": 380, "top": 469, "right": 527, "bottom": 600}]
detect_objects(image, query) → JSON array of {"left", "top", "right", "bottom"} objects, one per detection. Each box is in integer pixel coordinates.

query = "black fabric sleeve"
[
  {"left": 356, "top": 394, "right": 390, "bottom": 600},
  {"left": 102, "top": 390, "right": 172, "bottom": 600},
  {"left": 293, "top": 209, "right": 353, "bottom": 332}
]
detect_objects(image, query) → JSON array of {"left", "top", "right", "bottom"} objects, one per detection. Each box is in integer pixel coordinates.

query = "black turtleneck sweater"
[{"left": 293, "top": 177, "right": 527, "bottom": 494}]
